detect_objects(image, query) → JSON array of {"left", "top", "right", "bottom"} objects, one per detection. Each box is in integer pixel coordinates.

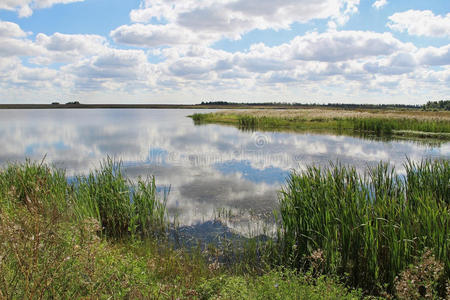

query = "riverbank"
[
  {"left": 0, "top": 159, "right": 361, "bottom": 299},
  {"left": 0, "top": 158, "right": 448, "bottom": 298},
  {"left": 190, "top": 109, "right": 450, "bottom": 140}
]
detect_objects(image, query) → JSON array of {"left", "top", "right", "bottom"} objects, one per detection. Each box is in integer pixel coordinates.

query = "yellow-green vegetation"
[
  {"left": 191, "top": 109, "right": 450, "bottom": 139},
  {"left": 0, "top": 159, "right": 362, "bottom": 299}
]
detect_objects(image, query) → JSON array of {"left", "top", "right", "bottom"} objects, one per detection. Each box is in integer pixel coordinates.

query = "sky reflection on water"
[{"left": 0, "top": 109, "right": 448, "bottom": 232}]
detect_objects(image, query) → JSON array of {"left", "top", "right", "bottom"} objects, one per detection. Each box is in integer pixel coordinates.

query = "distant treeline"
[
  {"left": 200, "top": 100, "right": 450, "bottom": 111},
  {"left": 423, "top": 100, "right": 450, "bottom": 111}
]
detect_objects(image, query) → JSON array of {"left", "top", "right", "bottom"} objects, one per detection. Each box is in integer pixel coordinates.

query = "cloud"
[
  {"left": 388, "top": 10, "right": 450, "bottom": 38},
  {"left": 110, "top": 24, "right": 201, "bottom": 47},
  {"left": 0, "top": 21, "right": 27, "bottom": 37},
  {"left": 372, "top": 0, "right": 387, "bottom": 10},
  {"left": 64, "top": 49, "right": 155, "bottom": 91},
  {"left": 123, "top": 0, "right": 360, "bottom": 45},
  {"left": 0, "top": 0, "right": 85, "bottom": 17},
  {"left": 0, "top": 23, "right": 107, "bottom": 63},
  {"left": 32, "top": 32, "right": 107, "bottom": 64},
  {"left": 363, "top": 52, "right": 417, "bottom": 75},
  {"left": 288, "top": 30, "right": 409, "bottom": 62},
  {"left": 36, "top": 32, "right": 105, "bottom": 53},
  {"left": 0, "top": 37, "right": 43, "bottom": 57},
  {"left": 0, "top": 16, "right": 448, "bottom": 104},
  {"left": 416, "top": 45, "right": 450, "bottom": 66}
]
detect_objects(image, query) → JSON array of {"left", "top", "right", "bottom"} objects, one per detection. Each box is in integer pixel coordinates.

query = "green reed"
[
  {"left": 278, "top": 159, "right": 449, "bottom": 293},
  {"left": 0, "top": 159, "right": 69, "bottom": 215},
  {"left": 352, "top": 118, "right": 450, "bottom": 135},
  {"left": 73, "top": 157, "right": 167, "bottom": 238},
  {"left": 0, "top": 158, "right": 167, "bottom": 239}
]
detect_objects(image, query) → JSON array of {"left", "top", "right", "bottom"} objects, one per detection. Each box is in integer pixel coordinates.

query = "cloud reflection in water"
[{"left": 0, "top": 109, "right": 448, "bottom": 233}]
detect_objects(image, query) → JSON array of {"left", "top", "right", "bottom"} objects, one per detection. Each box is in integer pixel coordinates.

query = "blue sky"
[{"left": 0, "top": 0, "right": 448, "bottom": 104}]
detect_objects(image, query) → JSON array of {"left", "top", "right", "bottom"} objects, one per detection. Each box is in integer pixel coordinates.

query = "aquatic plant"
[
  {"left": 278, "top": 159, "right": 449, "bottom": 294},
  {"left": 73, "top": 157, "right": 167, "bottom": 238}
]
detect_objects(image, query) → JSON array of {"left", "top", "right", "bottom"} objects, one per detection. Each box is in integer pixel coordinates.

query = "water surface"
[{"left": 0, "top": 109, "right": 448, "bottom": 233}]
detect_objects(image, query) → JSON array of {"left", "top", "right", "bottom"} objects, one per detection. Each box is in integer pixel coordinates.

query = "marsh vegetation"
[
  {"left": 191, "top": 109, "right": 450, "bottom": 140},
  {"left": 0, "top": 157, "right": 448, "bottom": 299}
]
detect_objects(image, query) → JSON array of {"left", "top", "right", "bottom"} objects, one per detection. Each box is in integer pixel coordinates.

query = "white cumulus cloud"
[
  {"left": 0, "top": 0, "right": 85, "bottom": 17},
  {"left": 0, "top": 20, "right": 27, "bottom": 38},
  {"left": 388, "top": 10, "right": 450, "bottom": 38},
  {"left": 372, "top": 0, "right": 387, "bottom": 10},
  {"left": 110, "top": 24, "right": 202, "bottom": 47},
  {"left": 123, "top": 0, "right": 360, "bottom": 45}
]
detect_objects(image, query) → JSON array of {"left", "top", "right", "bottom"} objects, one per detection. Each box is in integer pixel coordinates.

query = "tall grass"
[
  {"left": 73, "top": 158, "right": 167, "bottom": 238},
  {"left": 352, "top": 118, "right": 450, "bottom": 135},
  {"left": 0, "top": 158, "right": 167, "bottom": 239},
  {"left": 278, "top": 159, "right": 449, "bottom": 293}
]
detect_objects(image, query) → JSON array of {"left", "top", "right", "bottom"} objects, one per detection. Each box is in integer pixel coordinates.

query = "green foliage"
[
  {"left": 353, "top": 117, "right": 450, "bottom": 135},
  {"left": 423, "top": 100, "right": 450, "bottom": 111},
  {"left": 73, "top": 157, "right": 167, "bottom": 238},
  {"left": 278, "top": 159, "right": 449, "bottom": 294},
  {"left": 191, "top": 113, "right": 208, "bottom": 123},
  {"left": 197, "top": 269, "right": 362, "bottom": 300},
  {"left": 0, "top": 159, "right": 68, "bottom": 215}
]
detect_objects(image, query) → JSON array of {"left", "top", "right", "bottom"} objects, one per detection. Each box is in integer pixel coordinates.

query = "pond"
[{"left": 0, "top": 109, "right": 448, "bottom": 236}]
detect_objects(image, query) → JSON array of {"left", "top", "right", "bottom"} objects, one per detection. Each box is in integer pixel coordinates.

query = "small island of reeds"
[{"left": 191, "top": 108, "right": 450, "bottom": 140}]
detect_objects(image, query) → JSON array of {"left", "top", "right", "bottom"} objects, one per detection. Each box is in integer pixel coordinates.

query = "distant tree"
[
  {"left": 423, "top": 100, "right": 450, "bottom": 111},
  {"left": 51, "top": 102, "right": 60, "bottom": 105},
  {"left": 197, "top": 101, "right": 422, "bottom": 110}
]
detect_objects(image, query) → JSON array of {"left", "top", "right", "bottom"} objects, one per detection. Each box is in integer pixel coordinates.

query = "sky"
[{"left": 0, "top": 0, "right": 449, "bottom": 104}]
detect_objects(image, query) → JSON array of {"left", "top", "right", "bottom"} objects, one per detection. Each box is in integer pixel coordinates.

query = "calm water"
[{"left": 1, "top": 109, "right": 449, "bottom": 233}]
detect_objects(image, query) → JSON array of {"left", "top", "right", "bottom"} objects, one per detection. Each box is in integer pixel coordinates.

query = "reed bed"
[
  {"left": 73, "top": 158, "right": 167, "bottom": 238},
  {"left": 278, "top": 159, "right": 449, "bottom": 293},
  {"left": 191, "top": 109, "right": 450, "bottom": 138},
  {"left": 0, "top": 158, "right": 167, "bottom": 239}
]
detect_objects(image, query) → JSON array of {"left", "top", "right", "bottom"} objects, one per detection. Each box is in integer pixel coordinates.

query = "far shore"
[
  {"left": 0, "top": 104, "right": 219, "bottom": 109},
  {"left": 0, "top": 103, "right": 437, "bottom": 110}
]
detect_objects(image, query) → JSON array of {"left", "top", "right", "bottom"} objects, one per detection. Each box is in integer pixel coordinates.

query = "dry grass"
[{"left": 216, "top": 109, "right": 450, "bottom": 122}]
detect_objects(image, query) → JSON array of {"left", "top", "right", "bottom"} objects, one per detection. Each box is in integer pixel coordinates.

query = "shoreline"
[
  {"left": 190, "top": 109, "right": 450, "bottom": 141},
  {"left": 0, "top": 103, "right": 436, "bottom": 110}
]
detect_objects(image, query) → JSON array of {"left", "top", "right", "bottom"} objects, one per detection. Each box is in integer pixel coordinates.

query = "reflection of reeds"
[
  {"left": 190, "top": 109, "right": 450, "bottom": 139},
  {"left": 278, "top": 159, "right": 449, "bottom": 293}
]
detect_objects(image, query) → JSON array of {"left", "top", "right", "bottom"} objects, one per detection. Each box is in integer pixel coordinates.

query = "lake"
[{"left": 0, "top": 109, "right": 449, "bottom": 235}]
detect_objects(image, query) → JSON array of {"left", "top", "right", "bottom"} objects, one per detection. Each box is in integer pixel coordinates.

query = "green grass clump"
[
  {"left": 73, "top": 158, "right": 166, "bottom": 238},
  {"left": 278, "top": 159, "right": 449, "bottom": 294}
]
